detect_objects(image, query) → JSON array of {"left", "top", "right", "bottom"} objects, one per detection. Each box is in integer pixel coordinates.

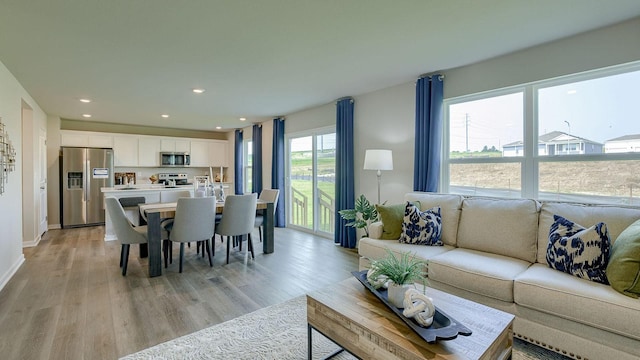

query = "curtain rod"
[{"left": 418, "top": 73, "right": 444, "bottom": 81}]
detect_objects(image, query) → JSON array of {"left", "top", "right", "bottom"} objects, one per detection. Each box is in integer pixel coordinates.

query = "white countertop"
[{"left": 101, "top": 185, "right": 194, "bottom": 193}]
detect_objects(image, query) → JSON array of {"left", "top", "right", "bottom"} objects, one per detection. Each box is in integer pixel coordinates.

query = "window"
[
  {"left": 244, "top": 140, "right": 252, "bottom": 193},
  {"left": 443, "top": 62, "right": 640, "bottom": 205}
]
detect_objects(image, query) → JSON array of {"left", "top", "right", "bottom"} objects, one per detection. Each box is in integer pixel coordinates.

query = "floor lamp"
[{"left": 363, "top": 149, "right": 393, "bottom": 204}]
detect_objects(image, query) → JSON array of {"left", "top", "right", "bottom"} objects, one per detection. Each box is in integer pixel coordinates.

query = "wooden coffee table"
[{"left": 307, "top": 277, "right": 514, "bottom": 360}]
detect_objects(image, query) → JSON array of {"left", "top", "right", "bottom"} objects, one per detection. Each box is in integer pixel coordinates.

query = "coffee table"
[{"left": 307, "top": 277, "right": 514, "bottom": 360}]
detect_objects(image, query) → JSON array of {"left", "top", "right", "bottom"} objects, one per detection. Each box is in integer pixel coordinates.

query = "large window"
[
  {"left": 443, "top": 62, "right": 640, "bottom": 205},
  {"left": 244, "top": 140, "right": 252, "bottom": 193}
]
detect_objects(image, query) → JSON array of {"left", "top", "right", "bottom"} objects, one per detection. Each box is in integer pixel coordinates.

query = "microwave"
[{"left": 160, "top": 152, "right": 190, "bottom": 167}]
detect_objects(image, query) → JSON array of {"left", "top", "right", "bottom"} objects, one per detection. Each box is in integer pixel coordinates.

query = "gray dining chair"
[
  {"left": 164, "top": 196, "right": 216, "bottom": 272},
  {"left": 106, "top": 197, "right": 165, "bottom": 276},
  {"left": 157, "top": 190, "right": 192, "bottom": 263},
  {"left": 254, "top": 189, "right": 280, "bottom": 242},
  {"left": 215, "top": 193, "right": 258, "bottom": 264}
]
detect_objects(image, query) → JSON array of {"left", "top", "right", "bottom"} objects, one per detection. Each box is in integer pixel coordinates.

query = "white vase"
[{"left": 387, "top": 283, "right": 409, "bottom": 308}]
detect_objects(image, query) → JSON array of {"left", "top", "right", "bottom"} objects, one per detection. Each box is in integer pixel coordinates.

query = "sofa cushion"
[
  {"left": 428, "top": 248, "right": 531, "bottom": 302},
  {"left": 399, "top": 204, "right": 442, "bottom": 246},
  {"left": 537, "top": 202, "right": 640, "bottom": 264},
  {"left": 607, "top": 219, "right": 640, "bottom": 298},
  {"left": 456, "top": 197, "right": 540, "bottom": 263},
  {"left": 376, "top": 201, "right": 419, "bottom": 240},
  {"left": 358, "top": 238, "right": 453, "bottom": 267},
  {"left": 403, "top": 192, "right": 463, "bottom": 247},
  {"left": 546, "top": 215, "right": 610, "bottom": 284},
  {"left": 515, "top": 263, "right": 640, "bottom": 341}
]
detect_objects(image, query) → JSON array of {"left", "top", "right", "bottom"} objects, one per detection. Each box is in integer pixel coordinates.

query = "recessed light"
[
  {"left": 82, "top": 114, "right": 92, "bottom": 118},
  {"left": 239, "top": 117, "right": 246, "bottom": 121},
  {"left": 79, "top": 98, "right": 91, "bottom": 103},
  {"left": 161, "top": 114, "right": 170, "bottom": 118},
  {"left": 215, "top": 126, "right": 222, "bottom": 130},
  {"left": 192, "top": 88, "right": 205, "bottom": 94}
]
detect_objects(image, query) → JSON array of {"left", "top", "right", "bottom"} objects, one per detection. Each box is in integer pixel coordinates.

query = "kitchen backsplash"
[{"left": 114, "top": 167, "right": 228, "bottom": 185}]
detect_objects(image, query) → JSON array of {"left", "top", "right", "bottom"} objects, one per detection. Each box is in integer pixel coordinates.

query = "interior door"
[{"left": 38, "top": 129, "right": 47, "bottom": 235}]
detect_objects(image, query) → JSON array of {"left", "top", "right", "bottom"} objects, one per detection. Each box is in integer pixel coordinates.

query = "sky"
[{"left": 449, "top": 69, "right": 640, "bottom": 152}]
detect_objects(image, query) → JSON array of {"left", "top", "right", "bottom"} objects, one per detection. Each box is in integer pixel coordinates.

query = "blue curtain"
[
  {"left": 252, "top": 124, "right": 263, "bottom": 194},
  {"left": 234, "top": 129, "right": 243, "bottom": 195},
  {"left": 414, "top": 75, "right": 444, "bottom": 192},
  {"left": 271, "top": 117, "right": 286, "bottom": 227},
  {"left": 334, "top": 97, "right": 356, "bottom": 248}
]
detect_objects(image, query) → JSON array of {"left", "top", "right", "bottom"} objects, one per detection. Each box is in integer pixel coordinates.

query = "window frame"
[{"left": 442, "top": 61, "right": 640, "bottom": 203}]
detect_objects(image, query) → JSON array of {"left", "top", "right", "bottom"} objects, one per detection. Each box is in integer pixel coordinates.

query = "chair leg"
[
  {"left": 163, "top": 240, "right": 169, "bottom": 268},
  {"left": 211, "top": 236, "right": 215, "bottom": 257},
  {"left": 120, "top": 245, "right": 125, "bottom": 268},
  {"left": 179, "top": 243, "right": 185, "bottom": 273},
  {"left": 122, "top": 244, "right": 130, "bottom": 276},
  {"left": 206, "top": 239, "right": 213, "bottom": 267},
  {"left": 226, "top": 236, "right": 231, "bottom": 264},
  {"left": 239, "top": 236, "right": 243, "bottom": 251},
  {"left": 248, "top": 234, "right": 255, "bottom": 259},
  {"left": 259, "top": 226, "right": 262, "bottom": 242}
]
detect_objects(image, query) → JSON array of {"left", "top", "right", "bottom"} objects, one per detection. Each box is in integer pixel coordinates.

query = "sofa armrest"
[{"left": 368, "top": 221, "right": 384, "bottom": 239}]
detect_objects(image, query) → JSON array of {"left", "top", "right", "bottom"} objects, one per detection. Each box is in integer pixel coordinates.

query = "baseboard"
[
  {"left": 0, "top": 255, "right": 25, "bottom": 293},
  {"left": 48, "top": 224, "right": 61, "bottom": 230},
  {"left": 22, "top": 233, "right": 41, "bottom": 248}
]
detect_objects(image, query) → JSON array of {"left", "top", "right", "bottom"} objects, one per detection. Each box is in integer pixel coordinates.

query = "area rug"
[{"left": 120, "top": 296, "right": 569, "bottom": 360}]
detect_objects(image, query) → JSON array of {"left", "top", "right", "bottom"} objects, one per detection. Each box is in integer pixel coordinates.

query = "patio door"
[{"left": 287, "top": 130, "right": 335, "bottom": 237}]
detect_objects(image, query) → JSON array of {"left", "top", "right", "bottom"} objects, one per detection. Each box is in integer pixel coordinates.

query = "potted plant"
[
  {"left": 338, "top": 194, "right": 378, "bottom": 237},
  {"left": 367, "top": 248, "right": 428, "bottom": 308}
]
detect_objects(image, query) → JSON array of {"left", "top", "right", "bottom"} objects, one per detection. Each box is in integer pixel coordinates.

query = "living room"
[{"left": 1, "top": 2, "right": 640, "bottom": 359}]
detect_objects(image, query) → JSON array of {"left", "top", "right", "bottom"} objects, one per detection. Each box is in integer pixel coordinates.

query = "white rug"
[{"left": 121, "top": 296, "right": 568, "bottom": 360}]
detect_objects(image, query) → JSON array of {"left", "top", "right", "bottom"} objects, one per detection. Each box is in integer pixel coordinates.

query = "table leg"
[
  {"left": 263, "top": 202, "right": 274, "bottom": 254},
  {"left": 139, "top": 243, "right": 148, "bottom": 258},
  {"left": 147, "top": 212, "right": 162, "bottom": 277}
]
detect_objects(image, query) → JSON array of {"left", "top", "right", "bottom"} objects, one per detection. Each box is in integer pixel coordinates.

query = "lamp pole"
[{"left": 376, "top": 169, "right": 382, "bottom": 205}]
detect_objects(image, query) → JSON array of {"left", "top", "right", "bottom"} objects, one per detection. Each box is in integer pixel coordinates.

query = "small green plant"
[
  {"left": 368, "top": 248, "right": 428, "bottom": 286},
  {"left": 338, "top": 194, "right": 378, "bottom": 236}
]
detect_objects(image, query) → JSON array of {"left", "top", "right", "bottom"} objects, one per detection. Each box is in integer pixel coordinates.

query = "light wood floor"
[{"left": 0, "top": 226, "right": 359, "bottom": 360}]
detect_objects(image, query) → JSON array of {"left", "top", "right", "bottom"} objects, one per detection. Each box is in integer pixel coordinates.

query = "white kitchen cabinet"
[
  {"left": 209, "top": 140, "right": 228, "bottom": 167},
  {"left": 189, "top": 140, "right": 210, "bottom": 167},
  {"left": 160, "top": 139, "right": 190, "bottom": 152},
  {"left": 113, "top": 135, "right": 139, "bottom": 166},
  {"left": 138, "top": 137, "right": 161, "bottom": 166},
  {"left": 88, "top": 134, "right": 114, "bottom": 148},
  {"left": 61, "top": 130, "right": 114, "bottom": 148}
]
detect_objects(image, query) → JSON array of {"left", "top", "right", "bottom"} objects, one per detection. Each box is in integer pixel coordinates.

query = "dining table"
[{"left": 139, "top": 199, "right": 274, "bottom": 277}]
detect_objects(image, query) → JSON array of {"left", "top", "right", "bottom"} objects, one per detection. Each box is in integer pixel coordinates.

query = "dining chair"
[
  {"left": 164, "top": 196, "right": 216, "bottom": 272},
  {"left": 254, "top": 189, "right": 280, "bottom": 242},
  {"left": 106, "top": 197, "right": 165, "bottom": 276},
  {"left": 215, "top": 193, "right": 258, "bottom": 264}
]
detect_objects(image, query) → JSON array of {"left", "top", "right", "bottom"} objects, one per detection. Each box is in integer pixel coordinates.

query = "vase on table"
[{"left": 387, "top": 282, "right": 410, "bottom": 308}]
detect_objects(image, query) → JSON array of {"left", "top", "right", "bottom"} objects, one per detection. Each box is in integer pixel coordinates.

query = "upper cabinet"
[
  {"left": 191, "top": 140, "right": 228, "bottom": 167},
  {"left": 60, "top": 130, "right": 113, "bottom": 148},
  {"left": 113, "top": 135, "right": 139, "bottom": 167},
  {"left": 138, "top": 137, "right": 161, "bottom": 166},
  {"left": 189, "top": 140, "right": 210, "bottom": 167},
  {"left": 209, "top": 140, "right": 229, "bottom": 167},
  {"left": 160, "top": 139, "right": 190, "bottom": 153}
]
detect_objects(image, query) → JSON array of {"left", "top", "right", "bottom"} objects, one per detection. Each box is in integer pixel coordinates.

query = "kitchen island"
[{"left": 101, "top": 185, "right": 194, "bottom": 241}]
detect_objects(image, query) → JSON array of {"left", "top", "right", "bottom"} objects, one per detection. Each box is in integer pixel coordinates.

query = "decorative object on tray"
[
  {"left": 403, "top": 288, "right": 435, "bottom": 327},
  {"left": 338, "top": 194, "right": 378, "bottom": 237},
  {"left": 366, "top": 248, "right": 427, "bottom": 308},
  {"left": 353, "top": 270, "right": 472, "bottom": 343}
]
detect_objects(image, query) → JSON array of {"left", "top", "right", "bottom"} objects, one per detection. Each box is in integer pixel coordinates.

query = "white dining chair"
[
  {"left": 164, "top": 196, "right": 216, "bottom": 273},
  {"left": 215, "top": 193, "right": 258, "bottom": 264},
  {"left": 106, "top": 197, "right": 166, "bottom": 276},
  {"left": 254, "top": 189, "right": 280, "bottom": 242}
]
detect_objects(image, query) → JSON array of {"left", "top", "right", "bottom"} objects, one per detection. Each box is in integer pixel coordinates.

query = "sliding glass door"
[{"left": 288, "top": 129, "right": 335, "bottom": 237}]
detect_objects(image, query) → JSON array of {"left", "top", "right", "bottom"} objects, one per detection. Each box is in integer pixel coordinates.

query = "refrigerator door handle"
[{"left": 85, "top": 159, "right": 90, "bottom": 202}]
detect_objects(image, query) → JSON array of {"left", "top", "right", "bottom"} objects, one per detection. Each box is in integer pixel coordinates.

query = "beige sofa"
[{"left": 358, "top": 192, "right": 640, "bottom": 360}]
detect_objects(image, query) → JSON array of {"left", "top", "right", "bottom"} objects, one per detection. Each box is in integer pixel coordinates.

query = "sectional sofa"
[{"left": 358, "top": 192, "right": 640, "bottom": 360}]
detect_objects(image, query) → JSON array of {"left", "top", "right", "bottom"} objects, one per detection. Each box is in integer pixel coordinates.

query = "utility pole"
[{"left": 465, "top": 113, "right": 470, "bottom": 152}]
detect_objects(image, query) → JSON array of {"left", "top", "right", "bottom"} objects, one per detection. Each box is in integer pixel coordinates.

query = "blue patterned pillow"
[
  {"left": 399, "top": 204, "right": 442, "bottom": 246},
  {"left": 546, "top": 215, "right": 610, "bottom": 284}
]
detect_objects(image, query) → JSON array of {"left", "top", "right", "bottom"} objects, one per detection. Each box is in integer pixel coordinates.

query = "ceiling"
[{"left": 1, "top": 1, "right": 640, "bottom": 132}]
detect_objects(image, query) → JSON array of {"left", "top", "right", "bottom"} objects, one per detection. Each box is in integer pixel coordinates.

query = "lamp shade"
[{"left": 363, "top": 149, "right": 393, "bottom": 171}]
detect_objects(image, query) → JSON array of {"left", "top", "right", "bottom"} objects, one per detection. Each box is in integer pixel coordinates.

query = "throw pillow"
[
  {"left": 606, "top": 219, "right": 640, "bottom": 298},
  {"left": 546, "top": 215, "right": 610, "bottom": 284},
  {"left": 399, "top": 203, "right": 442, "bottom": 246},
  {"left": 376, "top": 201, "right": 419, "bottom": 240}
]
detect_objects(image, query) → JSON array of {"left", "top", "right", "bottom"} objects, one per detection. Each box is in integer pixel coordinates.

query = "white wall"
[
  {"left": 285, "top": 16, "right": 640, "bottom": 203},
  {"left": 0, "top": 60, "right": 47, "bottom": 291},
  {"left": 47, "top": 116, "right": 61, "bottom": 229}
]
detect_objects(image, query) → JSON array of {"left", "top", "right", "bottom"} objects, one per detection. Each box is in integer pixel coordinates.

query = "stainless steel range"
[{"left": 158, "top": 173, "right": 189, "bottom": 186}]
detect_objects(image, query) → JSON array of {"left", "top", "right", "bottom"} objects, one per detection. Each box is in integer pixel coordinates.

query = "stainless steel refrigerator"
[{"left": 61, "top": 147, "right": 114, "bottom": 228}]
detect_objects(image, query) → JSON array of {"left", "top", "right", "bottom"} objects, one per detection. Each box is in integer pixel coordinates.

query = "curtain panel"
[
  {"left": 334, "top": 97, "right": 356, "bottom": 248},
  {"left": 413, "top": 75, "right": 444, "bottom": 192},
  {"left": 271, "top": 118, "right": 286, "bottom": 227},
  {"left": 234, "top": 129, "right": 244, "bottom": 195},
  {"left": 252, "top": 124, "right": 263, "bottom": 194}
]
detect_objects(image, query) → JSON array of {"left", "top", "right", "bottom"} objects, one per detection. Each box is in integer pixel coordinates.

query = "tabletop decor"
[
  {"left": 353, "top": 270, "right": 472, "bottom": 343},
  {"left": 366, "top": 248, "right": 427, "bottom": 308}
]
